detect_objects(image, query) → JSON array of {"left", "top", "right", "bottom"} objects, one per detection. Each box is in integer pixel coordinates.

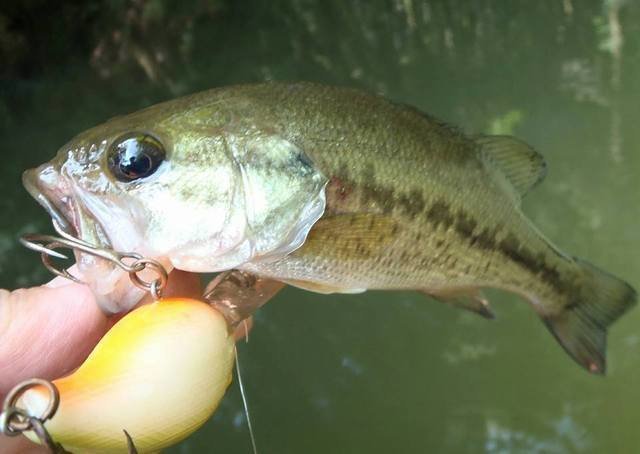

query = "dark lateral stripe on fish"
[
  {"left": 396, "top": 189, "right": 426, "bottom": 217},
  {"left": 333, "top": 162, "right": 568, "bottom": 294},
  {"left": 338, "top": 158, "right": 571, "bottom": 293},
  {"left": 424, "top": 199, "right": 567, "bottom": 294}
]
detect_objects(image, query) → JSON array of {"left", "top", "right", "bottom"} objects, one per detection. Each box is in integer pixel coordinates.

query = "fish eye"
[{"left": 108, "top": 133, "right": 166, "bottom": 182}]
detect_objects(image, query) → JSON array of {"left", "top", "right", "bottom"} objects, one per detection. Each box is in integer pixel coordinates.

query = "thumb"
[{"left": 0, "top": 279, "right": 110, "bottom": 400}]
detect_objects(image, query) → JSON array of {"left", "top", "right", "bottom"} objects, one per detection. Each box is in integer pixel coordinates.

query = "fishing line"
[
  {"left": 235, "top": 346, "right": 258, "bottom": 454},
  {"left": 243, "top": 319, "right": 250, "bottom": 344}
]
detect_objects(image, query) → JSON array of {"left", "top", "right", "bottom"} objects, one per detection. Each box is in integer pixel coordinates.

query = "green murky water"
[{"left": 1, "top": 1, "right": 639, "bottom": 452}]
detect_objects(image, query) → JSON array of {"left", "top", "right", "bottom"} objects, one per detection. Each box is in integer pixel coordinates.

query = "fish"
[{"left": 23, "top": 81, "right": 637, "bottom": 374}]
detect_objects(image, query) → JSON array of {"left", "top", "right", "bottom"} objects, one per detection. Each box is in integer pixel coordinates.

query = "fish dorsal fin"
[{"left": 475, "top": 135, "right": 547, "bottom": 200}]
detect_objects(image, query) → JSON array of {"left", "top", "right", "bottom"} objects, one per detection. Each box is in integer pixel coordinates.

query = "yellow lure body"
[{"left": 21, "top": 298, "right": 235, "bottom": 453}]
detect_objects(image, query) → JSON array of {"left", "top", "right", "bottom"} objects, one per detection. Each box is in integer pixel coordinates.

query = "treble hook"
[
  {"left": 19, "top": 219, "right": 145, "bottom": 283},
  {"left": 0, "top": 378, "right": 69, "bottom": 453},
  {"left": 19, "top": 220, "right": 169, "bottom": 299}
]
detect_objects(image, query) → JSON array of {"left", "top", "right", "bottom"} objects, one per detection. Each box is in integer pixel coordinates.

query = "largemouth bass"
[{"left": 23, "top": 82, "right": 636, "bottom": 373}]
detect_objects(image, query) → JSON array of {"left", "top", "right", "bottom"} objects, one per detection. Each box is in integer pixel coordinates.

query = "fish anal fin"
[
  {"left": 475, "top": 135, "right": 547, "bottom": 199},
  {"left": 283, "top": 278, "right": 366, "bottom": 294},
  {"left": 296, "top": 213, "right": 398, "bottom": 259},
  {"left": 423, "top": 288, "right": 495, "bottom": 320}
]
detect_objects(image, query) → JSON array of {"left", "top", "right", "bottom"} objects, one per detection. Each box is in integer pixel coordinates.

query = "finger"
[
  {"left": 44, "top": 272, "right": 80, "bottom": 289},
  {"left": 0, "top": 434, "right": 48, "bottom": 454},
  {"left": 0, "top": 281, "right": 109, "bottom": 400}
]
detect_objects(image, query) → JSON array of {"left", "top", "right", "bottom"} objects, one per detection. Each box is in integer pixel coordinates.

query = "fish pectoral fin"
[
  {"left": 423, "top": 288, "right": 495, "bottom": 320},
  {"left": 283, "top": 278, "right": 366, "bottom": 294},
  {"left": 295, "top": 213, "right": 398, "bottom": 258},
  {"left": 282, "top": 214, "right": 393, "bottom": 295},
  {"left": 475, "top": 135, "right": 547, "bottom": 199}
]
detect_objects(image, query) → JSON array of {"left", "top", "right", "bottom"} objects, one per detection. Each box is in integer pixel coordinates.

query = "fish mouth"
[
  {"left": 23, "top": 167, "right": 76, "bottom": 235},
  {"left": 22, "top": 165, "right": 111, "bottom": 248},
  {"left": 23, "top": 164, "right": 152, "bottom": 314}
]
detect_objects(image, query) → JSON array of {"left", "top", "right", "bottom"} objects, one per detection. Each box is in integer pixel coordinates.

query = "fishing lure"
[{"left": 15, "top": 296, "right": 235, "bottom": 453}]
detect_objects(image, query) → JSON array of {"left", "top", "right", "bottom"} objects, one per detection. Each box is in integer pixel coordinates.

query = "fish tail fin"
[{"left": 542, "top": 259, "right": 637, "bottom": 374}]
